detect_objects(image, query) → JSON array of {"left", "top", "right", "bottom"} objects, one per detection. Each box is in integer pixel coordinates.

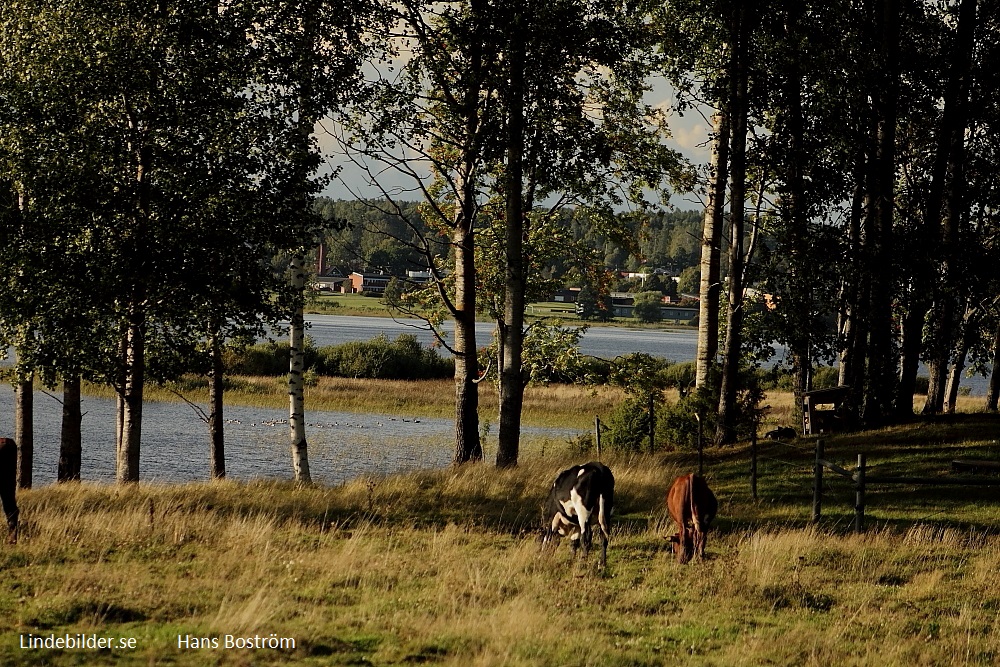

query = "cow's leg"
[
  {"left": 677, "top": 527, "right": 691, "bottom": 564},
  {"left": 0, "top": 439, "right": 18, "bottom": 544},
  {"left": 597, "top": 494, "right": 609, "bottom": 568},
  {"left": 568, "top": 493, "right": 592, "bottom": 560}
]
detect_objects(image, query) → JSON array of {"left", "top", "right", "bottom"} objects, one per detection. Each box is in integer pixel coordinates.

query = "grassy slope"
[{"left": 4, "top": 413, "right": 1000, "bottom": 665}]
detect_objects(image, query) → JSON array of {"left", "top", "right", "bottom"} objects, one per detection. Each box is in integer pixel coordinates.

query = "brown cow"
[
  {"left": 0, "top": 437, "right": 18, "bottom": 544},
  {"left": 666, "top": 473, "right": 716, "bottom": 564}
]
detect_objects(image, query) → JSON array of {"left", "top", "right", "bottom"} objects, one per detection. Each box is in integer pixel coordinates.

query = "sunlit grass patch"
[{"left": 7, "top": 414, "right": 1000, "bottom": 665}]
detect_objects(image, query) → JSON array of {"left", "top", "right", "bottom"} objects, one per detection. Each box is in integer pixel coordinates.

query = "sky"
[{"left": 315, "top": 79, "right": 714, "bottom": 212}]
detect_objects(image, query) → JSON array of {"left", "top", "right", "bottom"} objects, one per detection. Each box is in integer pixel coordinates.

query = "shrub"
[
  {"left": 660, "top": 387, "right": 717, "bottom": 450},
  {"left": 315, "top": 334, "right": 452, "bottom": 380},
  {"left": 812, "top": 366, "right": 840, "bottom": 390},
  {"left": 604, "top": 395, "right": 654, "bottom": 453},
  {"left": 658, "top": 361, "right": 696, "bottom": 390},
  {"left": 632, "top": 291, "right": 663, "bottom": 323},
  {"left": 223, "top": 341, "right": 318, "bottom": 376},
  {"left": 223, "top": 335, "right": 451, "bottom": 380},
  {"left": 660, "top": 368, "right": 766, "bottom": 449}
]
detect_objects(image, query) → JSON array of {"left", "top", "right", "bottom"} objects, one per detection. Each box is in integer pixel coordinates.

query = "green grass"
[
  {"left": 302, "top": 293, "right": 697, "bottom": 329},
  {"left": 305, "top": 292, "right": 392, "bottom": 316},
  {"left": 4, "top": 415, "right": 1000, "bottom": 665}
]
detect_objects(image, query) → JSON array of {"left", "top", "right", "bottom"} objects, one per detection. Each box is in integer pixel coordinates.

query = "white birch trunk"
[{"left": 289, "top": 253, "right": 311, "bottom": 483}]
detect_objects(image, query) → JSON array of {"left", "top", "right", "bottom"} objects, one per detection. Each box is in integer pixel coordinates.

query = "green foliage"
[
  {"left": 659, "top": 387, "right": 718, "bottom": 451},
  {"left": 812, "top": 366, "right": 840, "bottom": 390},
  {"left": 659, "top": 361, "right": 696, "bottom": 390},
  {"left": 314, "top": 334, "right": 452, "bottom": 380},
  {"left": 520, "top": 323, "right": 593, "bottom": 385},
  {"left": 660, "top": 368, "right": 767, "bottom": 450},
  {"left": 631, "top": 291, "right": 664, "bottom": 323},
  {"left": 608, "top": 353, "right": 670, "bottom": 397},
  {"left": 676, "top": 266, "right": 700, "bottom": 295},
  {"left": 314, "top": 199, "right": 434, "bottom": 274},
  {"left": 604, "top": 395, "right": 655, "bottom": 453},
  {"left": 223, "top": 335, "right": 451, "bottom": 380},
  {"left": 481, "top": 323, "right": 594, "bottom": 385},
  {"left": 382, "top": 277, "right": 405, "bottom": 306},
  {"left": 224, "top": 341, "right": 316, "bottom": 376},
  {"left": 575, "top": 285, "right": 613, "bottom": 321}
]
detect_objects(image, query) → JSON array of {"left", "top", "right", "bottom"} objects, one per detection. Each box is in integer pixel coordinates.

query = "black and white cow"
[
  {"left": 542, "top": 461, "right": 614, "bottom": 567},
  {"left": 0, "top": 437, "right": 18, "bottom": 544}
]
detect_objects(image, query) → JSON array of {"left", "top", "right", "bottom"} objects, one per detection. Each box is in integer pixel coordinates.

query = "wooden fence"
[{"left": 811, "top": 439, "right": 1000, "bottom": 532}]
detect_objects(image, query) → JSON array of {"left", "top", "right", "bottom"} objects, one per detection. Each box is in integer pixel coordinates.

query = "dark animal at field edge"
[
  {"left": 666, "top": 473, "right": 717, "bottom": 564},
  {"left": 764, "top": 426, "right": 797, "bottom": 440},
  {"left": 542, "top": 461, "right": 614, "bottom": 567},
  {"left": 0, "top": 437, "right": 18, "bottom": 544}
]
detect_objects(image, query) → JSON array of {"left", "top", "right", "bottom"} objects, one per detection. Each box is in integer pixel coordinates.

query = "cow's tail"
[
  {"left": 598, "top": 493, "right": 610, "bottom": 541},
  {"left": 688, "top": 474, "right": 699, "bottom": 534}
]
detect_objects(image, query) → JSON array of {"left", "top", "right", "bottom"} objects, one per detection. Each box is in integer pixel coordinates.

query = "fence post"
[
  {"left": 855, "top": 453, "right": 866, "bottom": 534},
  {"left": 648, "top": 394, "right": 656, "bottom": 454},
  {"left": 812, "top": 438, "right": 824, "bottom": 523},
  {"left": 750, "top": 430, "right": 758, "bottom": 501},
  {"left": 696, "top": 412, "right": 703, "bottom": 476},
  {"left": 595, "top": 416, "right": 602, "bottom": 460}
]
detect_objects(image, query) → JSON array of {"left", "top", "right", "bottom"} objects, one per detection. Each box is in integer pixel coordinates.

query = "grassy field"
[
  {"left": 4, "top": 412, "right": 1000, "bottom": 665},
  {"left": 306, "top": 293, "right": 392, "bottom": 317},
  {"left": 304, "top": 293, "right": 697, "bottom": 330}
]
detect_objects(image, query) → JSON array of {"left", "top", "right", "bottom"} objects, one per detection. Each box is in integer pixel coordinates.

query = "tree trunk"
[
  {"left": 921, "top": 0, "right": 977, "bottom": 416},
  {"left": 716, "top": 5, "right": 750, "bottom": 446},
  {"left": 117, "top": 314, "right": 144, "bottom": 483},
  {"left": 449, "top": 0, "right": 484, "bottom": 466},
  {"left": 15, "top": 376, "right": 32, "bottom": 489},
  {"left": 58, "top": 374, "right": 82, "bottom": 482},
  {"left": 895, "top": 287, "right": 926, "bottom": 418},
  {"left": 209, "top": 330, "right": 226, "bottom": 479},
  {"left": 985, "top": 320, "right": 1000, "bottom": 412},
  {"left": 453, "top": 222, "right": 482, "bottom": 464},
  {"left": 695, "top": 111, "right": 730, "bottom": 390},
  {"left": 288, "top": 253, "right": 311, "bottom": 483},
  {"left": 944, "top": 301, "right": 975, "bottom": 414},
  {"left": 496, "top": 24, "right": 526, "bottom": 469},
  {"left": 782, "top": 0, "right": 810, "bottom": 426},
  {"left": 944, "top": 348, "right": 968, "bottom": 414},
  {"left": 861, "top": 0, "right": 901, "bottom": 425},
  {"left": 839, "top": 136, "right": 868, "bottom": 410}
]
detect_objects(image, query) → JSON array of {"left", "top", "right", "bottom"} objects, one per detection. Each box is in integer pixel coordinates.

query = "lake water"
[
  {"left": 286, "top": 314, "right": 709, "bottom": 365},
  {"left": 291, "top": 315, "right": 990, "bottom": 395},
  {"left": 0, "top": 390, "right": 580, "bottom": 487},
  {"left": 3, "top": 314, "right": 990, "bottom": 487}
]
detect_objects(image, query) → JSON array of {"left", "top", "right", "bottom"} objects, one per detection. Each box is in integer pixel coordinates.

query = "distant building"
[
  {"left": 349, "top": 272, "right": 391, "bottom": 294},
  {"left": 551, "top": 288, "right": 581, "bottom": 303},
  {"left": 406, "top": 270, "right": 433, "bottom": 285},
  {"left": 312, "top": 276, "right": 348, "bottom": 292}
]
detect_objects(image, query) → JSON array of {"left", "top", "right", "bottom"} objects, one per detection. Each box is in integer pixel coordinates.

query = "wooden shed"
[{"left": 801, "top": 386, "right": 851, "bottom": 436}]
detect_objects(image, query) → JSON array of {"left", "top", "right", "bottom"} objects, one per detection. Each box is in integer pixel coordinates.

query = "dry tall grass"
[
  {"left": 87, "top": 377, "right": 625, "bottom": 430},
  {"left": 5, "top": 432, "right": 1000, "bottom": 666}
]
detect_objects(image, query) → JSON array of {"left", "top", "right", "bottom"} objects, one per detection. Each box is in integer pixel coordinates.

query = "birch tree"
[
  {"left": 251, "top": 0, "right": 378, "bottom": 480},
  {"left": 490, "top": 0, "right": 690, "bottom": 466}
]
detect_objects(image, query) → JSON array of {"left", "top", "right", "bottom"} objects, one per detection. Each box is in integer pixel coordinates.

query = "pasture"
[{"left": 3, "top": 414, "right": 1000, "bottom": 665}]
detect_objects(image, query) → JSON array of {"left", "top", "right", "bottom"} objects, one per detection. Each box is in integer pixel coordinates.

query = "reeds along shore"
[
  {"left": 85, "top": 376, "right": 633, "bottom": 429},
  {"left": 5, "top": 413, "right": 1000, "bottom": 666}
]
